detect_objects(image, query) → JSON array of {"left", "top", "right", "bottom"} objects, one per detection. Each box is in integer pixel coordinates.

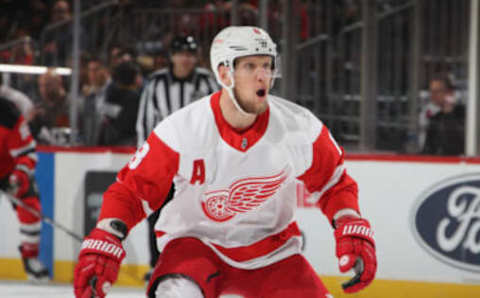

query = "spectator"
[
  {"left": 107, "top": 45, "right": 145, "bottom": 88},
  {"left": 78, "top": 57, "right": 111, "bottom": 145},
  {"left": 42, "top": 0, "right": 87, "bottom": 66},
  {"left": 110, "top": 46, "right": 137, "bottom": 68},
  {"left": 83, "top": 57, "right": 110, "bottom": 97},
  {"left": 29, "top": 70, "right": 69, "bottom": 144},
  {"left": 422, "top": 75, "right": 465, "bottom": 156},
  {"left": 97, "top": 61, "right": 141, "bottom": 146}
]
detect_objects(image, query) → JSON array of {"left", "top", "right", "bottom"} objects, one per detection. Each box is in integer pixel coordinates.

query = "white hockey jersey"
[{"left": 100, "top": 91, "right": 359, "bottom": 269}]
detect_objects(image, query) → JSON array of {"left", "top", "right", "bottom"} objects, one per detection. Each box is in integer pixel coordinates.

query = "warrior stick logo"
[
  {"left": 411, "top": 173, "right": 480, "bottom": 272},
  {"left": 202, "top": 169, "right": 288, "bottom": 222}
]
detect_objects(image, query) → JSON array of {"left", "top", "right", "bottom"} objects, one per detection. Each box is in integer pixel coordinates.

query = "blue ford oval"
[{"left": 410, "top": 173, "right": 480, "bottom": 272}]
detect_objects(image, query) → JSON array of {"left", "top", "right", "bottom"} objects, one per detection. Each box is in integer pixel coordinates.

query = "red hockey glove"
[
  {"left": 9, "top": 169, "right": 30, "bottom": 198},
  {"left": 334, "top": 216, "right": 377, "bottom": 293},
  {"left": 74, "top": 228, "right": 126, "bottom": 298}
]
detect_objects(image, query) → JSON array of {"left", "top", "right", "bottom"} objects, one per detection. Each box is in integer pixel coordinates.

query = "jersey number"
[{"left": 128, "top": 143, "right": 150, "bottom": 169}]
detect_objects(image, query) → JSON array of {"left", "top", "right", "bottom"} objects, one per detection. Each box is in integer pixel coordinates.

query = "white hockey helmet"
[{"left": 210, "top": 26, "right": 278, "bottom": 114}]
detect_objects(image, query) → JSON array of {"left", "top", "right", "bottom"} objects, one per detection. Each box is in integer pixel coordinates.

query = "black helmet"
[{"left": 170, "top": 35, "right": 198, "bottom": 54}]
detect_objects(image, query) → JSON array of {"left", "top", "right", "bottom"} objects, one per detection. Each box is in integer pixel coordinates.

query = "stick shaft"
[{"left": 0, "top": 190, "right": 83, "bottom": 242}]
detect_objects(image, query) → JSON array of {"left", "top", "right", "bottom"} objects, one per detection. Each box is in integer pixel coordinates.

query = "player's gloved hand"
[
  {"left": 8, "top": 169, "right": 30, "bottom": 197},
  {"left": 334, "top": 215, "right": 377, "bottom": 293},
  {"left": 74, "top": 227, "right": 126, "bottom": 298}
]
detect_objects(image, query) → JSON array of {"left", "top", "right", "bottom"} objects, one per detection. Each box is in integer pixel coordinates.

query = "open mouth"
[{"left": 256, "top": 89, "right": 266, "bottom": 97}]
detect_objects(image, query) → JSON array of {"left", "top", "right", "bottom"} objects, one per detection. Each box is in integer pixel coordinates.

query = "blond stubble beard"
[{"left": 233, "top": 88, "right": 268, "bottom": 115}]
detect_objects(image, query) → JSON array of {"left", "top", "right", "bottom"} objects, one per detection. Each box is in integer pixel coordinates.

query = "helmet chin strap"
[{"left": 222, "top": 68, "right": 256, "bottom": 116}]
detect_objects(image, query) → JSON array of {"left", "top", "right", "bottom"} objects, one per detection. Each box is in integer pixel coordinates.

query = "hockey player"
[
  {"left": 0, "top": 96, "right": 50, "bottom": 282},
  {"left": 74, "top": 26, "right": 377, "bottom": 298}
]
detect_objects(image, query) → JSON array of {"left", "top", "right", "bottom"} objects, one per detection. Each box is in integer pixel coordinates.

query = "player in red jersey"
[
  {"left": 0, "top": 96, "right": 50, "bottom": 282},
  {"left": 74, "top": 26, "right": 376, "bottom": 298}
]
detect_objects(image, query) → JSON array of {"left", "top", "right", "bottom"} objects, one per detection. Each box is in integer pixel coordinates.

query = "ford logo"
[{"left": 410, "top": 173, "right": 480, "bottom": 272}]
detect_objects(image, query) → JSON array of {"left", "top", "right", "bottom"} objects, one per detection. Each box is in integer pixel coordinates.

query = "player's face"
[{"left": 232, "top": 55, "right": 273, "bottom": 114}]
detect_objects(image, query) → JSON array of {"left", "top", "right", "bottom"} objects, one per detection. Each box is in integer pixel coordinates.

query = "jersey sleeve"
[
  {"left": 99, "top": 128, "right": 180, "bottom": 230},
  {"left": 6, "top": 115, "right": 37, "bottom": 174},
  {"left": 297, "top": 123, "right": 359, "bottom": 224}
]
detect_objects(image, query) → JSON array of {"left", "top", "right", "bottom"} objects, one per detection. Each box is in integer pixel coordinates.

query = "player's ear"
[{"left": 218, "top": 64, "right": 231, "bottom": 86}]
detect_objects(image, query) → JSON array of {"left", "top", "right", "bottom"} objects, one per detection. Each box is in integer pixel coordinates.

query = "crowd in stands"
[
  {"left": 0, "top": 0, "right": 468, "bottom": 156},
  {"left": 0, "top": 0, "right": 292, "bottom": 146}
]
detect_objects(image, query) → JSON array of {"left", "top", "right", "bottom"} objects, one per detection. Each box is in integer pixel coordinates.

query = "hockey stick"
[
  {"left": 0, "top": 189, "right": 83, "bottom": 242},
  {"left": 0, "top": 190, "right": 145, "bottom": 286}
]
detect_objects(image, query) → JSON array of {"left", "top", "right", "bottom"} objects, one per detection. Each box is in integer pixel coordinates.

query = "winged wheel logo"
[{"left": 202, "top": 170, "right": 288, "bottom": 222}]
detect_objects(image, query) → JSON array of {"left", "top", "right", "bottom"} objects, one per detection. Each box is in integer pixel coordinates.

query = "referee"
[
  {"left": 136, "top": 35, "right": 218, "bottom": 281},
  {"left": 136, "top": 35, "right": 218, "bottom": 145}
]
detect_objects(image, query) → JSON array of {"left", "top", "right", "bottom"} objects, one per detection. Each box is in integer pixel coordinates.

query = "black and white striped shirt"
[{"left": 136, "top": 67, "right": 219, "bottom": 146}]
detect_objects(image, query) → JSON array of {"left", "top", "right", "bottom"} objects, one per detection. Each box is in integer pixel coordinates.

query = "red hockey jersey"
[{"left": 0, "top": 97, "right": 37, "bottom": 180}]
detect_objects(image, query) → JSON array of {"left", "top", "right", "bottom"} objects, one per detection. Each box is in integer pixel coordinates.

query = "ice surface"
[
  {"left": 0, "top": 281, "right": 241, "bottom": 297},
  {"left": 0, "top": 281, "right": 144, "bottom": 298}
]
